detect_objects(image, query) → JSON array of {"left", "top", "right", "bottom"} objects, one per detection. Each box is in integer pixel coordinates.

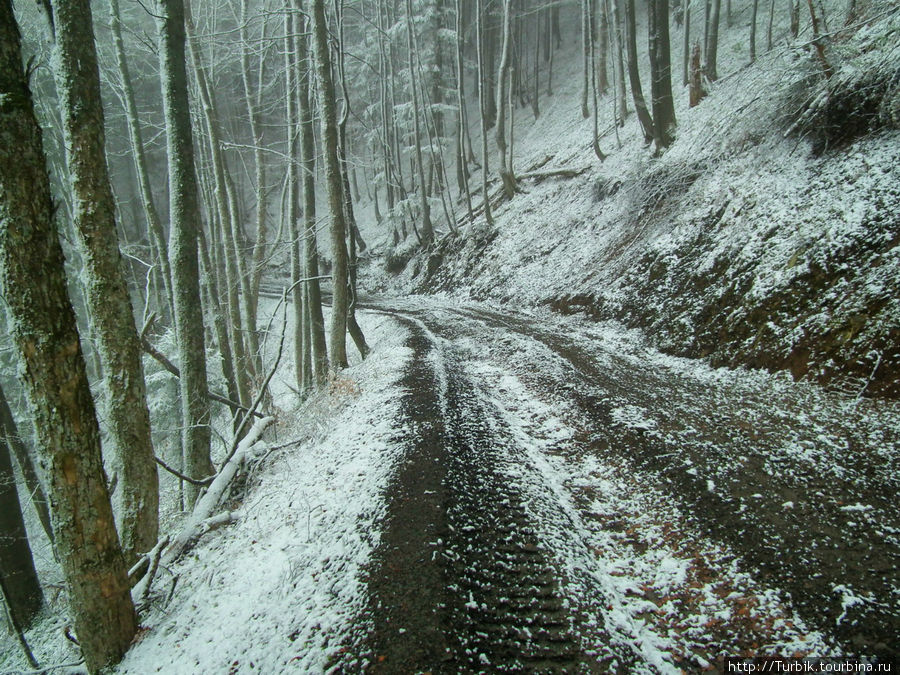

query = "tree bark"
[
  {"left": 706, "top": 0, "right": 722, "bottom": 80},
  {"left": 624, "top": 0, "right": 655, "bottom": 143},
  {"left": 750, "top": 0, "right": 759, "bottom": 62},
  {"left": 405, "top": 0, "right": 434, "bottom": 243},
  {"left": 311, "top": 0, "right": 351, "bottom": 369},
  {"left": 159, "top": 0, "right": 214, "bottom": 505},
  {"left": 296, "top": 9, "right": 329, "bottom": 386},
  {"left": 0, "top": 413, "right": 44, "bottom": 629},
  {"left": 648, "top": 0, "right": 676, "bottom": 149},
  {"left": 51, "top": 0, "right": 158, "bottom": 564},
  {"left": 476, "top": 0, "right": 494, "bottom": 225},
  {"left": 0, "top": 3, "right": 137, "bottom": 668},
  {"left": 495, "top": 0, "right": 517, "bottom": 198}
]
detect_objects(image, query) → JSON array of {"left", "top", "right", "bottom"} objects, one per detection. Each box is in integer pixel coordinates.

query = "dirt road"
[{"left": 336, "top": 298, "right": 899, "bottom": 672}]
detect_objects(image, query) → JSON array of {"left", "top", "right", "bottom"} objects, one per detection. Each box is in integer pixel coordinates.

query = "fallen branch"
[
  {"left": 139, "top": 314, "right": 263, "bottom": 418},
  {"left": 163, "top": 416, "right": 273, "bottom": 564},
  {"left": 131, "top": 535, "right": 169, "bottom": 606},
  {"left": 154, "top": 454, "right": 214, "bottom": 487},
  {"left": 221, "top": 294, "right": 288, "bottom": 468},
  {"left": 518, "top": 166, "right": 591, "bottom": 181}
]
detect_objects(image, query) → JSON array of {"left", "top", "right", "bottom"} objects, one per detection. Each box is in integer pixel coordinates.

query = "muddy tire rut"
[{"left": 344, "top": 316, "right": 614, "bottom": 673}]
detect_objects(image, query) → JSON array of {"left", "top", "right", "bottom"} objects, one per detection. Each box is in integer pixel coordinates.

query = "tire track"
[{"left": 346, "top": 315, "right": 613, "bottom": 673}]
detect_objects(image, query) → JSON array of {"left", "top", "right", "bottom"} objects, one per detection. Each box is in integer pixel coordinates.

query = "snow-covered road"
[
  {"left": 106, "top": 296, "right": 898, "bottom": 674},
  {"left": 338, "top": 296, "right": 899, "bottom": 672}
]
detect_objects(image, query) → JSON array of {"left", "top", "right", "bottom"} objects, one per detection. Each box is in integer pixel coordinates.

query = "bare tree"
[{"left": 159, "top": 0, "right": 214, "bottom": 504}]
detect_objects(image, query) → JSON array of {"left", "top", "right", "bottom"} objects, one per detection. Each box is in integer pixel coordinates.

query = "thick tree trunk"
[
  {"left": 311, "top": 0, "right": 351, "bottom": 369},
  {"left": 706, "top": 0, "right": 722, "bottom": 80},
  {"left": 159, "top": 0, "right": 214, "bottom": 505},
  {"left": 495, "top": 0, "right": 517, "bottom": 198},
  {"left": 0, "top": 3, "right": 137, "bottom": 669},
  {"left": 624, "top": 0, "right": 655, "bottom": 143},
  {"left": 50, "top": 0, "right": 158, "bottom": 564},
  {"left": 648, "top": 0, "right": 676, "bottom": 149}
]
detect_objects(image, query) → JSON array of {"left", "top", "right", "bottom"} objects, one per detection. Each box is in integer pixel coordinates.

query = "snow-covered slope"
[{"left": 366, "top": 0, "right": 900, "bottom": 398}]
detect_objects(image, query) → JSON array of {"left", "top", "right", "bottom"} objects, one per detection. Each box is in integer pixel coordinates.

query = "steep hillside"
[{"left": 365, "top": 0, "right": 900, "bottom": 398}]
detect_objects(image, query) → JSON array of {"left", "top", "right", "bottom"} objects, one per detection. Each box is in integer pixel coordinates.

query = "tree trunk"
[
  {"left": 186, "top": 18, "right": 253, "bottom": 408},
  {"left": 648, "top": 0, "right": 676, "bottom": 149},
  {"left": 159, "top": 0, "right": 214, "bottom": 505},
  {"left": 284, "top": 5, "right": 304, "bottom": 393},
  {"left": 0, "top": 383, "right": 53, "bottom": 544},
  {"left": 0, "top": 3, "right": 137, "bottom": 668},
  {"left": 611, "top": 0, "right": 628, "bottom": 123},
  {"left": 624, "top": 0, "right": 655, "bottom": 143},
  {"left": 0, "top": 415, "right": 44, "bottom": 628},
  {"left": 682, "top": 0, "right": 691, "bottom": 85},
  {"left": 689, "top": 40, "right": 707, "bottom": 106},
  {"left": 405, "top": 0, "right": 434, "bottom": 243},
  {"left": 495, "top": 0, "right": 517, "bottom": 198},
  {"left": 706, "top": 0, "right": 722, "bottom": 81},
  {"left": 311, "top": 0, "right": 351, "bottom": 369},
  {"left": 581, "top": 0, "right": 591, "bottom": 118},
  {"left": 239, "top": 0, "right": 268, "bottom": 383},
  {"left": 597, "top": 0, "right": 610, "bottom": 93},
  {"left": 750, "top": 0, "right": 760, "bottom": 62},
  {"left": 456, "top": 0, "right": 474, "bottom": 222},
  {"left": 108, "top": 0, "right": 175, "bottom": 324},
  {"left": 476, "top": 0, "right": 494, "bottom": 225},
  {"left": 296, "top": 9, "right": 329, "bottom": 386},
  {"left": 50, "top": 0, "right": 158, "bottom": 564}
]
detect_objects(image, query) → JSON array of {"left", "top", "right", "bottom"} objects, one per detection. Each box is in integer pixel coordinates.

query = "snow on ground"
[
  {"left": 420, "top": 299, "right": 835, "bottom": 668},
  {"left": 111, "top": 312, "right": 410, "bottom": 674}
]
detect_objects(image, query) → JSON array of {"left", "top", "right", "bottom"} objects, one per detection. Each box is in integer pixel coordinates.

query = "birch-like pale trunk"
[
  {"left": 495, "top": 0, "right": 517, "bottom": 199},
  {"left": 476, "top": 0, "right": 494, "bottom": 225}
]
